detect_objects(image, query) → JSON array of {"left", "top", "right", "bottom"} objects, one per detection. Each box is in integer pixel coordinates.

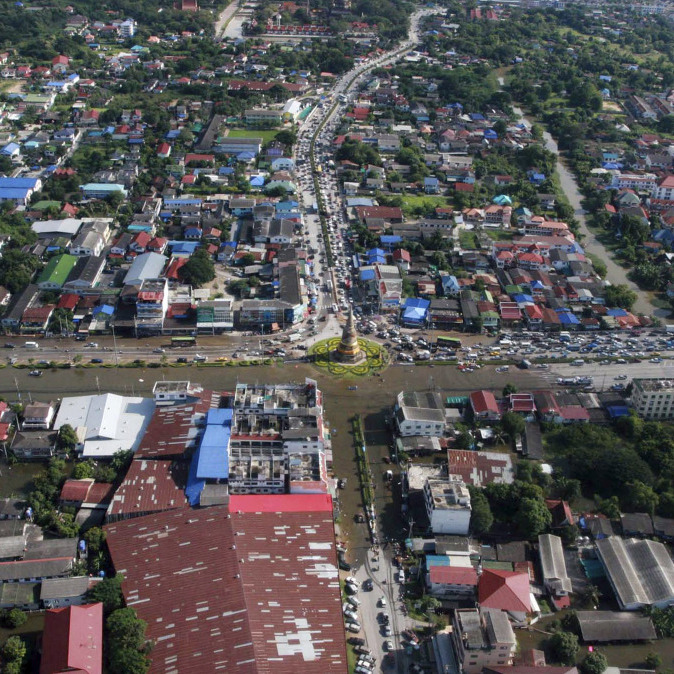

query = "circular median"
[{"left": 308, "top": 337, "right": 388, "bottom": 377}]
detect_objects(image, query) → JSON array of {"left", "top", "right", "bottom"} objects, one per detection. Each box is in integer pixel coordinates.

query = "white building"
[
  {"left": 631, "top": 378, "right": 674, "bottom": 419},
  {"left": 53, "top": 393, "right": 155, "bottom": 458},
  {"left": 394, "top": 390, "right": 446, "bottom": 437},
  {"left": 423, "top": 476, "right": 471, "bottom": 535},
  {"left": 119, "top": 18, "right": 136, "bottom": 38}
]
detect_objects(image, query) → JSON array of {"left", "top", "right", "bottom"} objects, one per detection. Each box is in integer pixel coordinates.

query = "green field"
[
  {"left": 401, "top": 194, "right": 451, "bottom": 217},
  {"left": 226, "top": 128, "right": 280, "bottom": 143}
]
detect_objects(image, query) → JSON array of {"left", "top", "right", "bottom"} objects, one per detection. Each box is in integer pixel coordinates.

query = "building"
[
  {"left": 447, "top": 608, "right": 516, "bottom": 674},
  {"left": 394, "top": 391, "right": 446, "bottom": 437},
  {"left": 79, "top": 183, "right": 128, "bottom": 200},
  {"left": 596, "top": 536, "right": 674, "bottom": 610},
  {"left": 469, "top": 390, "right": 501, "bottom": 421},
  {"left": 40, "top": 577, "right": 102, "bottom": 609},
  {"left": 448, "top": 449, "right": 514, "bottom": 487},
  {"left": 478, "top": 568, "right": 531, "bottom": 619},
  {"left": 196, "top": 298, "right": 233, "bottom": 332},
  {"left": 423, "top": 476, "right": 471, "bottom": 535},
  {"left": 631, "top": 378, "right": 674, "bottom": 419},
  {"left": 427, "top": 565, "right": 478, "bottom": 599},
  {"left": 40, "top": 602, "right": 103, "bottom": 674},
  {"left": 119, "top": 18, "right": 136, "bottom": 37},
  {"left": 576, "top": 611, "right": 657, "bottom": 643},
  {"left": 0, "top": 177, "right": 41, "bottom": 205},
  {"left": 22, "top": 402, "right": 55, "bottom": 430},
  {"left": 135, "top": 278, "right": 168, "bottom": 335},
  {"left": 104, "top": 497, "right": 348, "bottom": 674},
  {"left": 53, "top": 393, "right": 155, "bottom": 458},
  {"left": 37, "top": 254, "right": 78, "bottom": 290},
  {"left": 244, "top": 108, "right": 283, "bottom": 127},
  {"left": 538, "top": 534, "right": 572, "bottom": 597},
  {"left": 10, "top": 431, "right": 59, "bottom": 460},
  {"left": 123, "top": 252, "right": 167, "bottom": 287}
]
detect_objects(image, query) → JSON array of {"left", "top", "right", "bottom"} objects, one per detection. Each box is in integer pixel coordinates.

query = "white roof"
[
  {"left": 32, "top": 218, "right": 82, "bottom": 237},
  {"left": 54, "top": 393, "right": 155, "bottom": 458}
]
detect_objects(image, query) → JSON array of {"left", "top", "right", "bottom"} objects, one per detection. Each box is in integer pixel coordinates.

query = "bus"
[
  {"left": 436, "top": 336, "right": 461, "bottom": 348},
  {"left": 171, "top": 336, "right": 196, "bottom": 347}
]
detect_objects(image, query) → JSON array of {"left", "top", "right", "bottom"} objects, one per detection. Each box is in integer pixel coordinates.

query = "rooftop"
[
  {"left": 105, "top": 498, "right": 346, "bottom": 674},
  {"left": 577, "top": 611, "right": 657, "bottom": 643}
]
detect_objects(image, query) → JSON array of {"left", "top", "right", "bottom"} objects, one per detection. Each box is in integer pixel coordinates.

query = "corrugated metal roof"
[{"left": 105, "top": 502, "right": 347, "bottom": 674}]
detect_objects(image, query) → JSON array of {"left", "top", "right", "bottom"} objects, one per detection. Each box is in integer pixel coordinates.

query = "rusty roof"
[
  {"left": 105, "top": 501, "right": 347, "bottom": 674},
  {"left": 107, "top": 459, "right": 189, "bottom": 520},
  {"left": 134, "top": 390, "right": 220, "bottom": 459}
]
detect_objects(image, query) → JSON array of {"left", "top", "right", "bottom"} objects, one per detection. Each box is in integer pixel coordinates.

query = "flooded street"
[{"left": 0, "top": 362, "right": 547, "bottom": 562}]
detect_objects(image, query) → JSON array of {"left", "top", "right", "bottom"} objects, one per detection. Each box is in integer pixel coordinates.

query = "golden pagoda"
[{"left": 334, "top": 308, "right": 364, "bottom": 363}]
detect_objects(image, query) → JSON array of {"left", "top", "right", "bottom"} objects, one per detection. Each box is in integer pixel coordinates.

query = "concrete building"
[
  {"left": 423, "top": 476, "right": 471, "bottom": 535},
  {"left": 448, "top": 608, "right": 517, "bottom": 674},
  {"left": 135, "top": 278, "right": 168, "bottom": 335},
  {"left": 631, "top": 378, "right": 674, "bottom": 419},
  {"left": 538, "top": 533, "right": 572, "bottom": 597},
  {"left": 394, "top": 391, "right": 446, "bottom": 437},
  {"left": 196, "top": 299, "right": 233, "bottom": 332}
]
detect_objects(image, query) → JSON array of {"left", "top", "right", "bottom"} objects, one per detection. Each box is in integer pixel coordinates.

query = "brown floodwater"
[{"left": 0, "top": 362, "right": 548, "bottom": 563}]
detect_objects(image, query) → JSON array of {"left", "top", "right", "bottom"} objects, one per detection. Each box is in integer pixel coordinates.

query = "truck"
[{"left": 287, "top": 333, "right": 302, "bottom": 343}]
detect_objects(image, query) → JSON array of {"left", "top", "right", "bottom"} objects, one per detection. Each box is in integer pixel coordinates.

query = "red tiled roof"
[
  {"left": 448, "top": 449, "right": 512, "bottom": 487},
  {"left": 40, "top": 603, "right": 103, "bottom": 674},
  {"left": 429, "top": 565, "right": 478, "bottom": 586},
  {"left": 545, "top": 499, "right": 574, "bottom": 527},
  {"left": 105, "top": 504, "right": 347, "bottom": 674},
  {"left": 85, "top": 482, "right": 115, "bottom": 506},
  {"left": 469, "top": 390, "right": 499, "bottom": 414},
  {"left": 58, "top": 294, "right": 79, "bottom": 310},
  {"left": 478, "top": 568, "right": 531, "bottom": 613}
]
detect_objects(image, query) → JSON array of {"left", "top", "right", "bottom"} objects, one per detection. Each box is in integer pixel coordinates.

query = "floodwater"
[{"left": 0, "top": 362, "right": 548, "bottom": 563}]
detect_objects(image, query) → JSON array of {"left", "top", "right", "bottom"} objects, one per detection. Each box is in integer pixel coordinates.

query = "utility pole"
[{"left": 112, "top": 324, "right": 119, "bottom": 366}]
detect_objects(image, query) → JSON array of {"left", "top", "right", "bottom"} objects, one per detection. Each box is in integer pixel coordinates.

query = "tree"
[
  {"left": 604, "top": 283, "right": 638, "bottom": 310},
  {"left": 515, "top": 497, "right": 552, "bottom": 539},
  {"left": 108, "top": 647, "right": 150, "bottom": 674},
  {"left": 1, "top": 636, "right": 26, "bottom": 665},
  {"left": 580, "top": 652, "right": 608, "bottom": 674},
  {"left": 501, "top": 411, "right": 525, "bottom": 439},
  {"left": 622, "top": 480, "right": 659, "bottom": 515},
  {"left": 548, "top": 630, "right": 579, "bottom": 666},
  {"left": 178, "top": 249, "right": 215, "bottom": 287},
  {"left": 502, "top": 383, "right": 518, "bottom": 397},
  {"left": 595, "top": 495, "right": 620, "bottom": 519},
  {"left": 107, "top": 608, "right": 147, "bottom": 651},
  {"left": 88, "top": 575, "right": 124, "bottom": 614},
  {"left": 1, "top": 608, "right": 27, "bottom": 628},
  {"left": 84, "top": 527, "right": 107, "bottom": 556},
  {"left": 468, "top": 486, "right": 493, "bottom": 535},
  {"left": 646, "top": 653, "right": 662, "bottom": 670},
  {"left": 56, "top": 424, "right": 78, "bottom": 454},
  {"left": 110, "top": 450, "right": 133, "bottom": 482},
  {"left": 72, "top": 460, "right": 96, "bottom": 480}
]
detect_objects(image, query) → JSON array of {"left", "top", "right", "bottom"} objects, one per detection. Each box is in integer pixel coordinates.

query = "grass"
[
  {"left": 484, "top": 229, "right": 515, "bottom": 242},
  {"left": 226, "top": 128, "right": 280, "bottom": 143},
  {"left": 459, "top": 230, "right": 479, "bottom": 249},
  {"left": 400, "top": 194, "right": 450, "bottom": 217}
]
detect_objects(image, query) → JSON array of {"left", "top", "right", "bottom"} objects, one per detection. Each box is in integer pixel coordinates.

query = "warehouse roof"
[
  {"left": 105, "top": 499, "right": 346, "bottom": 674},
  {"left": 596, "top": 537, "right": 674, "bottom": 609},
  {"left": 538, "top": 534, "right": 572, "bottom": 594},
  {"left": 577, "top": 611, "right": 657, "bottom": 642}
]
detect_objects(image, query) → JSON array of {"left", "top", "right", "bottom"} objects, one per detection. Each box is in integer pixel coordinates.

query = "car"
[
  {"left": 215, "top": 356, "right": 230, "bottom": 362},
  {"left": 345, "top": 622, "right": 361, "bottom": 633},
  {"left": 153, "top": 348, "right": 165, "bottom": 354},
  {"left": 615, "top": 374, "right": 628, "bottom": 380},
  {"left": 345, "top": 576, "right": 358, "bottom": 586},
  {"left": 91, "top": 358, "right": 103, "bottom": 364},
  {"left": 383, "top": 640, "right": 392, "bottom": 652},
  {"left": 177, "top": 357, "right": 189, "bottom": 363},
  {"left": 348, "top": 637, "right": 365, "bottom": 646},
  {"left": 4, "top": 343, "right": 15, "bottom": 349},
  {"left": 378, "top": 596, "right": 387, "bottom": 607},
  {"left": 29, "top": 369, "right": 43, "bottom": 377},
  {"left": 362, "top": 578, "right": 373, "bottom": 591}
]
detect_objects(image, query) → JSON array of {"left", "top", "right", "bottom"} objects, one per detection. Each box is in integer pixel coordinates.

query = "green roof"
[
  {"left": 0, "top": 582, "right": 39, "bottom": 605},
  {"left": 38, "top": 254, "right": 77, "bottom": 287},
  {"left": 446, "top": 396, "right": 469, "bottom": 406},
  {"left": 32, "top": 200, "right": 61, "bottom": 211}
]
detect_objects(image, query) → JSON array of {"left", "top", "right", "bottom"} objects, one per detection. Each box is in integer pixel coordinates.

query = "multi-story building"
[
  {"left": 394, "top": 391, "right": 446, "bottom": 437},
  {"left": 119, "top": 18, "right": 136, "bottom": 37},
  {"left": 196, "top": 299, "right": 233, "bottom": 332},
  {"left": 631, "top": 378, "right": 674, "bottom": 419},
  {"left": 423, "top": 476, "right": 471, "bottom": 535},
  {"left": 135, "top": 278, "right": 168, "bottom": 335},
  {"left": 448, "top": 608, "right": 517, "bottom": 674}
]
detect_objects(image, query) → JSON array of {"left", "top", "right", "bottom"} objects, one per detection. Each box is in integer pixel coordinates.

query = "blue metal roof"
[
  {"left": 557, "top": 311, "right": 580, "bottom": 325},
  {"left": 0, "top": 188, "right": 29, "bottom": 199},
  {"left": 207, "top": 408, "right": 233, "bottom": 426},
  {"left": 360, "top": 269, "right": 376, "bottom": 281},
  {"left": 606, "top": 308, "right": 627, "bottom": 317},
  {"left": 196, "top": 422, "right": 231, "bottom": 480},
  {"left": 404, "top": 297, "right": 430, "bottom": 309},
  {"left": 380, "top": 235, "right": 402, "bottom": 244},
  {"left": 185, "top": 447, "right": 205, "bottom": 506},
  {"left": 426, "top": 555, "right": 450, "bottom": 567},
  {"left": 0, "top": 177, "right": 38, "bottom": 188}
]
